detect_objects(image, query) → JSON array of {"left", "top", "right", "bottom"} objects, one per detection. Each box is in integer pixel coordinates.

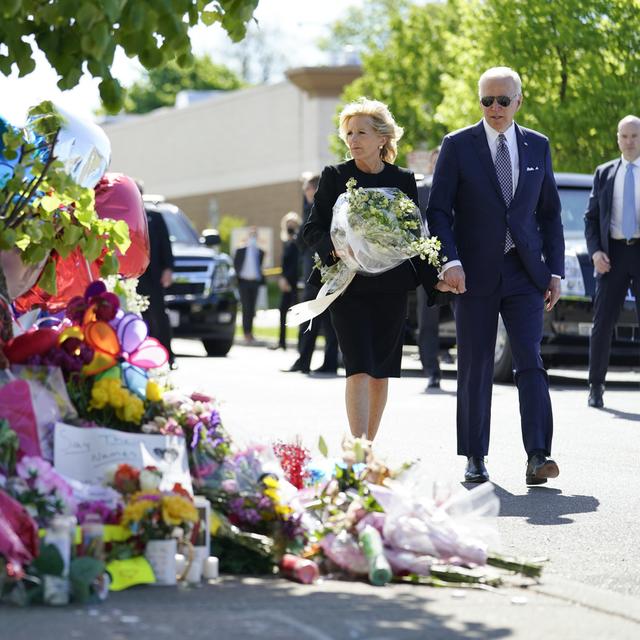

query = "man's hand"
[
  {"left": 592, "top": 250, "right": 611, "bottom": 274},
  {"left": 161, "top": 268, "right": 173, "bottom": 289},
  {"left": 545, "top": 277, "right": 561, "bottom": 311},
  {"left": 435, "top": 280, "right": 458, "bottom": 293},
  {"left": 442, "top": 265, "right": 466, "bottom": 294},
  {"left": 278, "top": 276, "right": 292, "bottom": 293}
]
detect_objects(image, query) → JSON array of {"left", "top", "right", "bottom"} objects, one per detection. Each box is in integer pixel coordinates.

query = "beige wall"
[{"left": 102, "top": 66, "right": 361, "bottom": 264}]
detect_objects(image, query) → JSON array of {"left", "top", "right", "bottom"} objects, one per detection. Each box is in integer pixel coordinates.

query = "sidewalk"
[{"left": 3, "top": 574, "right": 639, "bottom": 639}]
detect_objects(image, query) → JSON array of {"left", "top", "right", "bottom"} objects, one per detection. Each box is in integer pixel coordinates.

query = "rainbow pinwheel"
[{"left": 71, "top": 282, "right": 169, "bottom": 397}]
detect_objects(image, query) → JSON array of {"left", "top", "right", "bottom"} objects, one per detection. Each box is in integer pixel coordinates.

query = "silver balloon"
[{"left": 51, "top": 104, "right": 111, "bottom": 189}]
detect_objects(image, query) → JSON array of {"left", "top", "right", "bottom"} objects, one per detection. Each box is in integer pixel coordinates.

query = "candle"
[
  {"left": 279, "top": 554, "right": 319, "bottom": 584},
  {"left": 203, "top": 556, "right": 219, "bottom": 580},
  {"left": 175, "top": 553, "right": 187, "bottom": 577}
]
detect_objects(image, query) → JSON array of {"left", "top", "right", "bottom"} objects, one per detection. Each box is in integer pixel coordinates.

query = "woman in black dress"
[{"left": 303, "top": 98, "right": 444, "bottom": 441}]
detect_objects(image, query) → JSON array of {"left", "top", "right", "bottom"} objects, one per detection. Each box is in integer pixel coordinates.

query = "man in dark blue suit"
[
  {"left": 426, "top": 67, "right": 565, "bottom": 485},
  {"left": 584, "top": 115, "right": 640, "bottom": 408}
]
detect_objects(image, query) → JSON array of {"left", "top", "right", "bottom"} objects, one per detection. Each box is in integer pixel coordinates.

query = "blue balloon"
[{"left": 122, "top": 362, "right": 148, "bottom": 399}]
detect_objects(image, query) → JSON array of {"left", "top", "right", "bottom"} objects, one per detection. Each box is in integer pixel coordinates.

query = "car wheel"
[
  {"left": 202, "top": 337, "right": 234, "bottom": 357},
  {"left": 494, "top": 318, "right": 513, "bottom": 383}
]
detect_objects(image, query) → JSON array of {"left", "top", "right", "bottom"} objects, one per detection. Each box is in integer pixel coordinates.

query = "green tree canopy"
[
  {"left": 437, "top": 0, "right": 640, "bottom": 172},
  {"left": 333, "top": 1, "right": 458, "bottom": 165},
  {"left": 123, "top": 54, "right": 244, "bottom": 114},
  {"left": 334, "top": 0, "right": 640, "bottom": 172},
  {"left": 0, "top": 0, "right": 259, "bottom": 113}
]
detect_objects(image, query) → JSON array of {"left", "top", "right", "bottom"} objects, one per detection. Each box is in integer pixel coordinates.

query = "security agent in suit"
[
  {"left": 138, "top": 207, "right": 176, "bottom": 367},
  {"left": 584, "top": 115, "right": 640, "bottom": 408},
  {"left": 416, "top": 147, "right": 446, "bottom": 390},
  {"left": 426, "top": 67, "right": 565, "bottom": 485},
  {"left": 286, "top": 175, "right": 339, "bottom": 374},
  {"left": 233, "top": 226, "right": 265, "bottom": 344}
]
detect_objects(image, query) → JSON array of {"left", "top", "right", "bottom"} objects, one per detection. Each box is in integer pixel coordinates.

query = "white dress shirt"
[
  {"left": 610, "top": 156, "right": 640, "bottom": 240},
  {"left": 239, "top": 242, "right": 261, "bottom": 280}
]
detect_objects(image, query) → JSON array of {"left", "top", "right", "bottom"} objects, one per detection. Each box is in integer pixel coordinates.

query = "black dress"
[{"left": 302, "top": 160, "right": 438, "bottom": 378}]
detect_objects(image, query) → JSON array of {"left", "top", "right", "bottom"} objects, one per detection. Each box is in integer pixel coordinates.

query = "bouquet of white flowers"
[{"left": 288, "top": 178, "right": 443, "bottom": 325}]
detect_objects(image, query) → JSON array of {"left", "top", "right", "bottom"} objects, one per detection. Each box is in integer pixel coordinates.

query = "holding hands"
[
  {"left": 441, "top": 265, "right": 466, "bottom": 294},
  {"left": 592, "top": 250, "right": 611, "bottom": 274}
]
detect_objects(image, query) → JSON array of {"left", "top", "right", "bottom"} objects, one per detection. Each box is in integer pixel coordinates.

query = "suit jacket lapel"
[
  {"left": 471, "top": 121, "right": 503, "bottom": 201},
  {"left": 513, "top": 124, "right": 528, "bottom": 202},
  {"left": 603, "top": 159, "right": 621, "bottom": 220}
]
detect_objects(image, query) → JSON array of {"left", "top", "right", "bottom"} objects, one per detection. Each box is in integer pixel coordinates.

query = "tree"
[
  {"left": 123, "top": 54, "right": 244, "bottom": 114},
  {"left": 436, "top": 0, "right": 640, "bottom": 172},
  {"left": 318, "top": 0, "right": 413, "bottom": 60},
  {"left": 331, "top": 1, "right": 459, "bottom": 164},
  {"left": 334, "top": 0, "right": 640, "bottom": 172},
  {"left": 0, "top": 0, "right": 259, "bottom": 112}
]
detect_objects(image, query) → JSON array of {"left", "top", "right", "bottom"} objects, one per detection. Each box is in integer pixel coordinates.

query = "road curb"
[{"left": 531, "top": 575, "right": 640, "bottom": 624}]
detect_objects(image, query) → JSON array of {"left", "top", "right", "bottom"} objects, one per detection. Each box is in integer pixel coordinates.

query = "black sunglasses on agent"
[{"left": 480, "top": 94, "right": 519, "bottom": 108}]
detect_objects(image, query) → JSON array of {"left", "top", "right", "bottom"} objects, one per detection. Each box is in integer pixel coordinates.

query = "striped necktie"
[{"left": 495, "top": 133, "right": 515, "bottom": 253}]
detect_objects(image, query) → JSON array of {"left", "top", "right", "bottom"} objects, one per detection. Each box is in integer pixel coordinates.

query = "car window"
[
  {"left": 160, "top": 210, "right": 200, "bottom": 245},
  {"left": 558, "top": 187, "right": 590, "bottom": 233}
]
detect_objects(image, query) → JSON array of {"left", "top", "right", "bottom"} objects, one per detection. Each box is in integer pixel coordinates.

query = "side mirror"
[{"left": 201, "top": 228, "right": 221, "bottom": 247}]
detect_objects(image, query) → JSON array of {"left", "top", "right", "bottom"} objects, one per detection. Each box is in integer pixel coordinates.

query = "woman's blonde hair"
[
  {"left": 338, "top": 97, "right": 404, "bottom": 163},
  {"left": 280, "top": 211, "right": 301, "bottom": 242}
]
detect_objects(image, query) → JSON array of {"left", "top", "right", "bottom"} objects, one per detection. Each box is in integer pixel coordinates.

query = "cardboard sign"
[
  {"left": 106, "top": 556, "right": 155, "bottom": 591},
  {"left": 53, "top": 422, "right": 192, "bottom": 494}
]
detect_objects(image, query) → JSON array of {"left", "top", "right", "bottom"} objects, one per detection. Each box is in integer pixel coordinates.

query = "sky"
[{"left": 0, "top": 0, "right": 363, "bottom": 125}]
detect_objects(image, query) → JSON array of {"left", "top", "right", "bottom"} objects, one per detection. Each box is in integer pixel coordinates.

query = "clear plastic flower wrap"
[{"left": 288, "top": 178, "right": 442, "bottom": 325}]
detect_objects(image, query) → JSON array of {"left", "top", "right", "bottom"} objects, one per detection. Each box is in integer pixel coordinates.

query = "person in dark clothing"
[
  {"left": 270, "top": 211, "right": 301, "bottom": 350},
  {"left": 137, "top": 206, "right": 176, "bottom": 368},
  {"left": 285, "top": 175, "right": 340, "bottom": 374},
  {"left": 416, "top": 146, "right": 447, "bottom": 391},
  {"left": 303, "top": 98, "right": 445, "bottom": 440}
]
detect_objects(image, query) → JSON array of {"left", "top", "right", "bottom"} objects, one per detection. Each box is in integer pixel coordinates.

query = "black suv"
[
  {"left": 143, "top": 197, "right": 238, "bottom": 357},
  {"left": 415, "top": 173, "right": 639, "bottom": 381}
]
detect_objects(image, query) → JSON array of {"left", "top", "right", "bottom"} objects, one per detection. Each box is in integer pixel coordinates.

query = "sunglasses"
[{"left": 480, "top": 95, "right": 518, "bottom": 108}]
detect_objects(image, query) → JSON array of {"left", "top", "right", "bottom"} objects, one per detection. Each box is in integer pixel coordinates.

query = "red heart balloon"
[
  {"left": 93, "top": 173, "right": 150, "bottom": 278},
  {"left": 4, "top": 328, "right": 59, "bottom": 363}
]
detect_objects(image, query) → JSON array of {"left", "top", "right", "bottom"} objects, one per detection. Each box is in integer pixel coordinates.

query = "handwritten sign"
[
  {"left": 106, "top": 556, "right": 155, "bottom": 591},
  {"left": 53, "top": 422, "right": 192, "bottom": 493}
]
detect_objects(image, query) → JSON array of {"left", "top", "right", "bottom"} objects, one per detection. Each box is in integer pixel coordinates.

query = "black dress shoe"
[
  {"left": 526, "top": 454, "right": 559, "bottom": 485},
  {"left": 464, "top": 457, "right": 489, "bottom": 483},
  {"left": 588, "top": 384, "right": 604, "bottom": 408},
  {"left": 313, "top": 365, "right": 338, "bottom": 374},
  {"left": 425, "top": 374, "right": 441, "bottom": 391},
  {"left": 281, "top": 360, "right": 310, "bottom": 374}
]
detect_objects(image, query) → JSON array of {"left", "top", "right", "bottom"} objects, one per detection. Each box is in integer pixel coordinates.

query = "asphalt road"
[{"left": 3, "top": 333, "right": 639, "bottom": 639}]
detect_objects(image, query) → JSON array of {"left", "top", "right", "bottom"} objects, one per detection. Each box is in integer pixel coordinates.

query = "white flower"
[{"left": 140, "top": 467, "right": 163, "bottom": 491}]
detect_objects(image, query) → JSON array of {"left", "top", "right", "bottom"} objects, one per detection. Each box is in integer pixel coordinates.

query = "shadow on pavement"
[
  {"left": 492, "top": 484, "right": 600, "bottom": 526},
  {"left": 2, "top": 577, "right": 514, "bottom": 640},
  {"left": 599, "top": 406, "right": 640, "bottom": 421}
]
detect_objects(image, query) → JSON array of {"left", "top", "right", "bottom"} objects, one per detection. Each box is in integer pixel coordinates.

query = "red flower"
[
  {"left": 113, "top": 464, "right": 140, "bottom": 494},
  {"left": 171, "top": 483, "right": 192, "bottom": 499}
]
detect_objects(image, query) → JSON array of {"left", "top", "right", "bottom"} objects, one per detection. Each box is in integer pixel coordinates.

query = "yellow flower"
[
  {"left": 89, "top": 387, "right": 108, "bottom": 409},
  {"left": 161, "top": 495, "right": 198, "bottom": 526},
  {"left": 262, "top": 476, "right": 278, "bottom": 488},
  {"left": 146, "top": 380, "right": 162, "bottom": 403},
  {"left": 263, "top": 488, "right": 279, "bottom": 502},
  {"left": 122, "top": 499, "right": 157, "bottom": 527}
]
